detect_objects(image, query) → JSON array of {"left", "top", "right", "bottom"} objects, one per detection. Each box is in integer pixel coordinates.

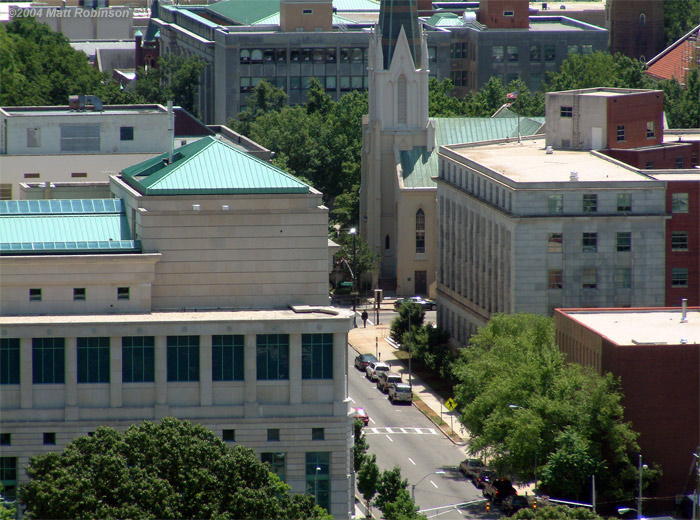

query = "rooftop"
[
  {"left": 559, "top": 308, "right": 700, "bottom": 346},
  {"left": 445, "top": 137, "right": 660, "bottom": 184},
  {"left": 0, "top": 104, "right": 166, "bottom": 117}
]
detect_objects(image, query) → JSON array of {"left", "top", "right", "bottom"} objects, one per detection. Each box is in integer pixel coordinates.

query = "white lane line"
[
  {"left": 408, "top": 457, "right": 416, "bottom": 465},
  {"left": 348, "top": 397, "right": 356, "bottom": 403},
  {"left": 386, "top": 435, "right": 393, "bottom": 442},
  {"left": 369, "top": 417, "right": 376, "bottom": 425},
  {"left": 385, "top": 427, "right": 393, "bottom": 433},
  {"left": 430, "top": 480, "right": 438, "bottom": 489}
]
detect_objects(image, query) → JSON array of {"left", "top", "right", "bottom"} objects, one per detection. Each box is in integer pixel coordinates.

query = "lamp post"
[
  {"left": 314, "top": 465, "right": 322, "bottom": 500},
  {"left": 350, "top": 227, "right": 357, "bottom": 328},
  {"left": 411, "top": 470, "right": 446, "bottom": 502}
]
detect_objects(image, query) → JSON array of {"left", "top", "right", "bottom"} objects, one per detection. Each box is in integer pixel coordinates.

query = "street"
[{"left": 348, "top": 352, "right": 484, "bottom": 519}]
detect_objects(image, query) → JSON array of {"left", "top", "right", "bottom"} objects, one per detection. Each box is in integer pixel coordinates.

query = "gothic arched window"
[
  {"left": 415, "top": 208, "right": 425, "bottom": 253},
  {"left": 397, "top": 75, "right": 407, "bottom": 125}
]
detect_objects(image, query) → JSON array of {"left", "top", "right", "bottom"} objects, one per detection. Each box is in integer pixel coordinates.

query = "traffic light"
[
  {"left": 485, "top": 502, "right": 490, "bottom": 513},
  {"left": 533, "top": 501, "right": 537, "bottom": 511}
]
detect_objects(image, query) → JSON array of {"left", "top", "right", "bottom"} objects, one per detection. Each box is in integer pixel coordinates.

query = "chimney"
[
  {"left": 681, "top": 298, "right": 688, "bottom": 323},
  {"left": 167, "top": 100, "right": 174, "bottom": 164}
]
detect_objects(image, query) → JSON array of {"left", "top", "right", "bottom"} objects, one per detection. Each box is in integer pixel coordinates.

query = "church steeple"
[{"left": 379, "top": 0, "right": 421, "bottom": 70}]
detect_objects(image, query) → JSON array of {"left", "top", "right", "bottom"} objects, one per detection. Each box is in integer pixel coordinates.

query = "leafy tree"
[
  {"left": 353, "top": 418, "right": 369, "bottom": 472},
  {"left": 544, "top": 52, "right": 653, "bottom": 92},
  {"left": 374, "top": 466, "right": 409, "bottom": 512},
  {"left": 429, "top": 78, "right": 467, "bottom": 117},
  {"left": 20, "top": 418, "right": 329, "bottom": 519},
  {"left": 510, "top": 504, "right": 604, "bottom": 519},
  {"left": 664, "top": 0, "right": 700, "bottom": 45},
  {"left": 381, "top": 489, "right": 426, "bottom": 520},
  {"left": 658, "top": 68, "right": 700, "bottom": 128},
  {"left": 330, "top": 185, "right": 360, "bottom": 230},
  {"left": 357, "top": 454, "right": 380, "bottom": 513},
  {"left": 407, "top": 324, "right": 453, "bottom": 381},
  {"left": 333, "top": 229, "right": 379, "bottom": 287},
  {"left": 0, "top": 484, "right": 16, "bottom": 520},
  {"left": 390, "top": 302, "right": 425, "bottom": 343},
  {"left": 453, "top": 313, "right": 646, "bottom": 503}
]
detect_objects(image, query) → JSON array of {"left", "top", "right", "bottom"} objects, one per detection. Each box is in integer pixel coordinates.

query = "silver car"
[{"left": 388, "top": 382, "right": 413, "bottom": 403}]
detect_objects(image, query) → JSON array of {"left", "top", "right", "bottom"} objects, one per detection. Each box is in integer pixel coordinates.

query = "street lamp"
[
  {"left": 411, "top": 470, "right": 446, "bottom": 501},
  {"left": 350, "top": 227, "right": 357, "bottom": 328},
  {"left": 314, "top": 465, "right": 322, "bottom": 500},
  {"left": 617, "top": 507, "right": 638, "bottom": 517}
]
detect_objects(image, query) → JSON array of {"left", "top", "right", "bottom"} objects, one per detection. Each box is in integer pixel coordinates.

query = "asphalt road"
[{"left": 348, "top": 355, "right": 485, "bottom": 519}]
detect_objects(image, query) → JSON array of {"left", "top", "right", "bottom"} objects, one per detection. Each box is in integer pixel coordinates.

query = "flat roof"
[
  {"left": 0, "top": 105, "right": 166, "bottom": 116},
  {"left": 0, "top": 307, "right": 353, "bottom": 326},
  {"left": 445, "top": 137, "right": 656, "bottom": 184},
  {"left": 559, "top": 309, "right": 700, "bottom": 346}
]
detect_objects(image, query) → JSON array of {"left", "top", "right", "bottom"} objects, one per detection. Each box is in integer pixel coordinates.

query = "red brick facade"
[
  {"left": 605, "top": 91, "right": 664, "bottom": 149},
  {"left": 665, "top": 181, "right": 700, "bottom": 306},
  {"left": 477, "top": 0, "right": 529, "bottom": 29}
]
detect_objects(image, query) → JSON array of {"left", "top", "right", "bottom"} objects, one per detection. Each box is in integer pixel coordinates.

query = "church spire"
[{"left": 379, "top": 0, "right": 421, "bottom": 70}]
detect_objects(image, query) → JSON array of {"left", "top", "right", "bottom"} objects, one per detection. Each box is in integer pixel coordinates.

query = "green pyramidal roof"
[{"left": 121, "top": 136, "right": 311, "bottom": 196}]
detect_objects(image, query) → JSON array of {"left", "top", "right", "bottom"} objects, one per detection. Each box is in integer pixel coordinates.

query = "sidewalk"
[{"left": 348, "top": 315, "right": 468, "bottom": 446}]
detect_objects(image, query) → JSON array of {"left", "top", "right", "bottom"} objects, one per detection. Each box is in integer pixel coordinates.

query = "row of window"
[
  {"left": 546, "top": 267, "right": 689, "bottom": 289},
  {"left": 0, "top": 333, "right": 334, "bottom": 385},
  {"left": 28, "top": 287, "right": 130, "bottom": 302},
  {"left": 240, "top": 75, "right": 366, "bottom": 93},
  {"left": 442, "top": 162, "right": 514, "bottom": 212},
  {"left": 547, "top": 231, "right": 689, "bottom": 253},
  {"left": 239, "top": 46, "right": 438, "bottom": 65},
  {"left": 492, "top": 44, "right": 558, "bottom": 63},
  {"left": 26, "top": 125, "right": 133, "bottom": 151}
]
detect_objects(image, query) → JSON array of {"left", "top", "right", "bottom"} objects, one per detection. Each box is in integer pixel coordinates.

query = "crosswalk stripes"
[{"left": 364, "top": 426, "right": 438, "bottom": 435}]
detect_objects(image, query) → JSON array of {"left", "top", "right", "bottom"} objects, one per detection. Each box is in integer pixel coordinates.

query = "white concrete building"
[
  {"left": 436, "top": 136, "right": 667, "bottom": 346},
  {"left": 0, "top": 137, "right": 353, "bottom": 517}
]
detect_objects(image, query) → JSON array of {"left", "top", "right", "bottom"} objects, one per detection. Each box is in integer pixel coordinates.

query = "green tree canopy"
[
  {"left": 20, "top": 418, "right": 329, "bottom": 519},
  {"left": 664, "top": 0, "right": 700, "bottom": 45},
  {"left": 453, "top": 314, "right": 648, "bottom": 503},
  {"left": 390, "top": 302, "right": 425, "bottom": 343}
]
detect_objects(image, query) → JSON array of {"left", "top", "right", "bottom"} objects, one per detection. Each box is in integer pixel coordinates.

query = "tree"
[
  {"left": 429, "top": 78, "right": 467, "bottom": 117},
  {"left": 664, "top": 0, "right": 700, "bottom": 45},
  {"left": 510, "top": 504, "right": 605, "bottom": 519},
  {"left": 544, "top": 52, "right": 653, "bottom": 92},
  {"left": 407, "top": 324, "right": 453, "bottom": 381},
  {"left": 20, "top": 418, "right": 330, "bottom": 519},
  {"left": 390, "top": 303, "right": 425, "bottom": 343},
  {"left": 357, "top": 454, "right": 380, "bottom": 513},
  {"left": 381, "top": 489, "right": 426, "bottom": 520},
  {"left": 0, "top": 485, "right": 16, "bottom": 520},
  {"left": 374, "top": 466, "right": 409, "bottom": 511},
  {"left": 658, "top": 68, "right": 700, "bottom": 128},
  {"left": 353, "top": 418, "right": 369, "bottom": 472},
  {"left": 333, "top": 229, "right": 379, "bottom": 288},
  {"left": 452, "top": 314, "right": 646, "bottom": 503}
]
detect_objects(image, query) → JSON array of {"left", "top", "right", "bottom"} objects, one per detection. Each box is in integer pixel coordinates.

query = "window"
[
  {"left": 671, "top": 268, "right": 688, "bottom": 287},
  {"left": 302, "top": 334, "right": 333, "bottom": 380},
  {"left": 60, "top": 124, "right": 100, "bottom": 152},
  {"left": 0, "top": 434, "right": 10, "bottom": 446},
  {"left": 77, "top": 337, "right": 110, "bottom": 383},
  {"left": 646, "top": 161, "right": 655, "bottom": 169},
  {"left": 306, "top": 452, "right": 330, "bottom": 511},
  {"left": 503, "top": 10, "right": 514, "bottom": 15},
  {"left": 302, "top": 8, "right": 312, "bottom": 14},
  {"left": 24, "top": 172, "right": 40, "bottom": 179},
  {"left": 529, "top": 44, "right": 541, "bottom": 62},
  {"left": 71, "top": 172, "right": 87, "bottom": 178},
  {"left": 251, "top": 49, "right": 263, "bottom": 63},
  {"left": 0, "top": 338, "right": 20, "bottom": 385},
  {"left": 261, "top": 452, "right": 286, "bottom": 481},
  {"left": 567, "top": 44, "right": 579, "bottom": 55},
  {"left": 222, "top": 429, "right": 235, "bottom": 442},
  {"left": 530, "top": 73, "right": 541, "bottom": 91},
  {"left": 548, "top": 269, "right": 563, "bottom": 289},
  {"left": 27, "top": 127, "right": 40, "bottom": 147},
  {"left": 397, "top": 75, "right": 407, "bottom": 125},
  {"left": 32, "top": 338, "right": 65, "bottom": 384},
  {"left": 492, "top": 46, "right": 504, "bottom": 62},
  {"left": 326, "top": 48, "right": 336, "bottom": 62},
  {"left": 582, "top": 194, "right": 597, "bottom": 213},
  {"left": 671, "top": 231, "right": 688, "bottom": 251},
  {"left": 617, "top": 125, "right": 625, "bottom": 142},
  {"left": 581, "top": 44, "right": 593, "bottom": 55},
  {"left": 507, "top": 45, "right": 518, "bottom": 62},
  {"left": 257, "top": 334, "right": 289, "bottom": 380},
  {"left": 676, "top": 157, "right": 684, "bottom": 168},
  {"left": 548, "top": 194, "right": 563, "bottom": 214},
  {"left": 544, "top": 44, "right": 555, "bottom": 61},
  {"left": 117, "top": 287, "right": 130, "bottom": 300},
  {"left": 672, "top": 193, "right": 689, "bottom": 213},
  {"left": 213, "top": 335, "right": 244, "bottom": 381},
  {"left": 240, "top": 49, "right": 251, "bottom": 63},
  {"left": 0, "top": 457, "right": 17, "bottom": 501},
  {"left": 617, "top": 193, "right": 632, "bottom": 212},
  {"left": 120, "top": 126, "right": 134, "bottom": 141},
  {"left": 73, "top": 287, "right": 86, "bottom": 301},
  {"left": 122, "top": 336, "right": 155, "bottom": 383},
  {"left": 29, "top": 288, "right": 42, "bottom": 301},
  {"left": 582, "top": 269, "right": 597, "bottom": 289},
  {"left": 43, "top": 432, "right": 56, "bottom": 445},
  {"left": 646, "top": 121, "right": 655, "bottom": 138},
  {"left": 616, "top": 268, "right": 631, "bottom": 289},
  {"left": 415, "top": 209, "right": 426, "bottom": 254},
  {"left": 560, "top": 106, "right": 572, "bottom": 118},
  {"left": 548, "top": 233, "right": 563, "bottom": 253},
  {"left": 639, "top": 12, "right": 646, "bottom": 25},
  {"left": 616, "top": 232, "right": 631, "bottom": 252},
  {"left": 267, "top": 429, "right": 280, "bottom": 441},
  {"left": 582, "top": 233, "right": 597, "bottom": 252},
  {"left": 167, "top": 336, "right": 200, "bottom": 382},
  {"left": 312, "top": 428, "right": 325, "bottom": 440},
  {"left": 0, "top": 184, "right": 11, "bottom": 200}
]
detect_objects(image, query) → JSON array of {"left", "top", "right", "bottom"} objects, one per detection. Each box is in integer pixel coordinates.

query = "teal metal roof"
[
  {"left": 121, "top": 136, "right": 310, "bottom": 196},
  {"left": 253, "top": 12, "right": 358, "bottom": 25},
  {"left": 205, "top": 0, "right": 281, "bottom": 24},
  {"left": 0, "top": 199, "right": 140, "bottom": 255},
  {"left": 400, "top": 117, "right": 545, "bottom": 188},
  {"left": 424, "top": 12, "right": 465, "bottom": 27}
]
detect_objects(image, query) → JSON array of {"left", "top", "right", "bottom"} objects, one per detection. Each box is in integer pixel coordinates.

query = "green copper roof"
[
  {"left": 121, "top": 136, "right": 310, "bottom": 196},
  {"left": 205, "top": 0, "right": 280, "bottom": 24},
  {"left": 424, "top": 12, "right": 465, "bottom": 27},
  {"left": 0, "top": 199, "right": 140, "bottom": 255},
  {"left": 400, "top": 117, "right": 545, "bottom": 188},
  {"left": 254, "top": 12, "right": 358, "bottom": 25}
]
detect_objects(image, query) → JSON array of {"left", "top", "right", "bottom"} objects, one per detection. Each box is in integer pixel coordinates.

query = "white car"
[{"left": 365, "top": 361, "right": 390, "bottom": 381}]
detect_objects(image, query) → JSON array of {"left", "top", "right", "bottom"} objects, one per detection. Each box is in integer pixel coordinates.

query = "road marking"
[
  {"left": 386, "top": 435, "right": 393, "bottom": 442},
  {"left": 365, "top": 427, "right": 438, "bottom": 435},
  {"left": 430, "top": 480, "right": 438, "bottom": 489},
  {"left": 348, "top": 397, "right": 355, "bottom": 403},
  {"left": 408, "top": 458, "right": 416, "bottom": 465},
  {"left": 369, "top": 417, "right": 376, "bottom": 425}
]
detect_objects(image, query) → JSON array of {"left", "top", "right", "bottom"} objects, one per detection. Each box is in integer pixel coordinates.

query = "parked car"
[
  {"left": 393, "top": 296, "right": 436, "bottom": 311},
  {"left": 459, "top": 458, "right": 485, "bottom": 481},
  {"left": 352, "top": 407, "right": 369, "bottom": 426},
  {"left": 500, "top": 495, "right": 529, "bottom": 516},
  {"left": 354, "top": 353, "right": 377, "bottom": 371},
  {"left": 474, "top": 469, "right": 496, "bottom": 489},
  {"left": 365, "top": 361, "right": 390, "bottom": 381},
  {"left": 482, "top": 478, "right": 517, "bottom": 504},
  {"left": 388, "top": 382, "right": 413, "bottom": 403},
  {"left": 376, "top": 372, "right": 402, "bottom": 393}
]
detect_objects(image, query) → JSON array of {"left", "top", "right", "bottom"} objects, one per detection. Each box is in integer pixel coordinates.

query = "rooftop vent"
[
  {"left": 68, "top": 94, "right": 104, "bottom": 112},
  {"left": 192, "top": 204, "right": 201, "bottom": 211},
  {"left": 569, "top": 171, "right": 578, "bottom": 181},
  {"left": 546, "top": 146, "right": 553, "bottom": 154}
]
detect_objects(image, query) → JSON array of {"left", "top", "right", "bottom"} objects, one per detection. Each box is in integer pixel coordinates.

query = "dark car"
[
  {"left": 354, "top": 353, "right": 377, "bottom": 371},
  {"left": 474, "top": 469, "right": 496, "bottom": 489},
  {"left": 501, "top": 495, "right": 529, "bottom": 516},
  {"left": 483, "top": 478, "right": 517, "bottom": 504}
]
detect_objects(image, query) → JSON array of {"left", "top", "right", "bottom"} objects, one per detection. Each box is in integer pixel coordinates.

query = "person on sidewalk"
[{"left": 361, "top": 310, "right": 369, "bottom": 327}]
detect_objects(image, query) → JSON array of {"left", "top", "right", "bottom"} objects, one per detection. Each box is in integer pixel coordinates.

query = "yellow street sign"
[{"left": 445, "top": 398, "right": 457, "bottom": 411}]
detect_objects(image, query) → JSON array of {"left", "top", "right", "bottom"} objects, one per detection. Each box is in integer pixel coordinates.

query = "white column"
[
  {"left": 65, "top": 337, "right": 78, "bottom": 420},
  {"left": 333, "top": 332, "right": 346, "bottom": 403},
  {"left": 20, "top": 337, "right": 32, "bottom": 409},
  {"left": 200, "top": 335, "right": 212, "bottom": 406},
  {"left": 110, "top": 336, "right": 122, "bottom": 408},
  {"left": 289, "top": 333, "right": 301, "bottom": 405},
  {"left": 155, "top": 335, "right": 167, "bottom": 415},
  {"left": 244, "top": 334, "right": 258, "bottom": 417}
]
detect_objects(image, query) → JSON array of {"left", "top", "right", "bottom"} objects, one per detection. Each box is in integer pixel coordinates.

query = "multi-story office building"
[{"left": 0, "top": 136, "right": 354, "bottom": 517}]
